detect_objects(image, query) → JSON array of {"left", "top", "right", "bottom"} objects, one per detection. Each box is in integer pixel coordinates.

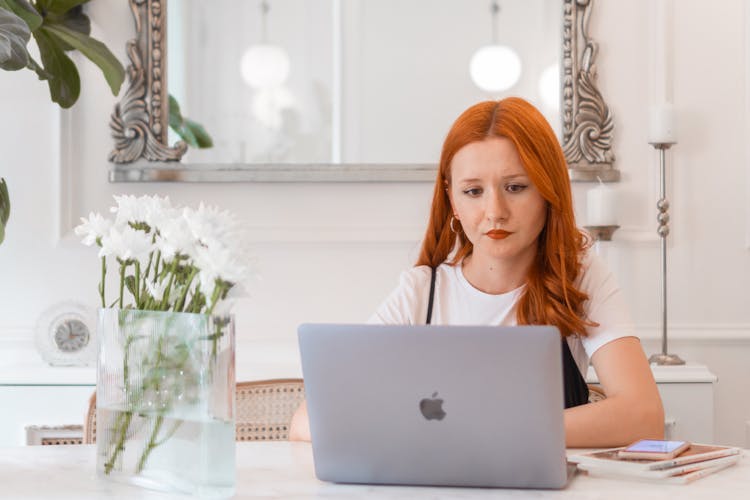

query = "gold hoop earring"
[{"left": 450, "top": 216, "right": 459, "bottom": 234}]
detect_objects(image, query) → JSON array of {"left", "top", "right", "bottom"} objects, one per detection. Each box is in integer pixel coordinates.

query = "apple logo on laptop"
[{"left": 419, "top": 392, "right": 446, "bottom": 420}]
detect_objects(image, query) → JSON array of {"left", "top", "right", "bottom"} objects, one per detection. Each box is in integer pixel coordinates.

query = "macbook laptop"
[{"left": 297, "top": 324, "right": 570, "bottom": 489}]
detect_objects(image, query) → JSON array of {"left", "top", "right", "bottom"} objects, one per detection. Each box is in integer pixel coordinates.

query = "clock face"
[
  {"left": 35, "top": 301, "right": 97, "bottom": 366},
  {"left": 53, "top": 319, "right": 90, "bottom": 353}
]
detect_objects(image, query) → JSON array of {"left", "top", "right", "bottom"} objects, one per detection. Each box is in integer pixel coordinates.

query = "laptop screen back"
[{"left": 298, "top": 324, "right": 568, "bottom": 489}]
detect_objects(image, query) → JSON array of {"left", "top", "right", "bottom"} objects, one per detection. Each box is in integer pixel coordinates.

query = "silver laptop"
[{"left": 297, "top": 324, "right": 569, "bottom": 489}]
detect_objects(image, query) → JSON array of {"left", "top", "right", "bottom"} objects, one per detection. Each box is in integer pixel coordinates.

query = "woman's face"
[{"left": 448, "top": 137, "right": 547, "bottom": 266}]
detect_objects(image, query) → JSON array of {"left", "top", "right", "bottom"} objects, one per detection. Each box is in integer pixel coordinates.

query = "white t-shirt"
[{"left": 369, "top": 250, "right": 635, "bottom": 378}]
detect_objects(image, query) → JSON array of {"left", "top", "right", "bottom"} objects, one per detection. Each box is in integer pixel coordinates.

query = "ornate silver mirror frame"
[
  {"left": 108, "top": 0, "right": 617, "bottom": 183},
  {"left": 561, "top": 0, "right": 618, "bottom": 181}
]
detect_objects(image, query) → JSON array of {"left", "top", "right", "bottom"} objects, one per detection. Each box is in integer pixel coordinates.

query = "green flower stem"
[
  {"left": 140, "top": 247, "right": 155, "bottom": 304},
  {"left": 173, "top": 267, "right": 197, "bottom": 313},
  {"left": 104, "top": 410, "right": 133, "bottom": 474},
  {"left": 159, "top": 260, "right": 178, "bottom": 310},
  {"left": 105, "top": 328, "right": 168, "bottom": 475},
  {"left": 99, "top": 256, "right": 107, "bottom": 308},
  {"left": 118, "top": 260, "right": 126, "bottom": 309},
  {"left": 131, "top": 329, "right": 178, "bottom": 473},
  {"left": 210, "top": 321, "right": 223, "bottom": 359},
  {"left": 152, "top": 251, "right": 162, "bottom": 285},
  {"left": 134, "top": 261, "right": 141, "bottom": 307},
  {"left": 123, "top": 334, "right": 135, "bottom": 395},
  {"left": 136, "top": 414, "right": 165, "bottom": 473},
  {"left": 206, "top": 284, "right": 228, "bottom": 357},
  {"left": 206, "top": 284, "right": 224, "bottom": 315}
]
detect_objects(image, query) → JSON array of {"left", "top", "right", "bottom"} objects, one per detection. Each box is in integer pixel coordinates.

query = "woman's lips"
[{"left": 486, "top": 229, "right": 511, "bottom": 240}]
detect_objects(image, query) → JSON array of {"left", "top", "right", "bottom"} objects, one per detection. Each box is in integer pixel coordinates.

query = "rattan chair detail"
[
  {"left": 82, "top": 378, "right": 305, "bottom": 444},
  {"left": 235, "top": 379, "right": 305, "bottom": 441},
  {"left": 82, "top": 391, "right": 97, "bottom": 444}
]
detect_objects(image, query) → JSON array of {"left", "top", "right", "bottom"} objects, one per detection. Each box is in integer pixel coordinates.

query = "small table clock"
[{"left": 35, "top": 302, "right": 97, "bottom": 367}]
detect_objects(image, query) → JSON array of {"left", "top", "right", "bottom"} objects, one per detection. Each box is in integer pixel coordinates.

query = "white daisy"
[{"left": 74, "top": 212, "right": 113, "bottom": 246}]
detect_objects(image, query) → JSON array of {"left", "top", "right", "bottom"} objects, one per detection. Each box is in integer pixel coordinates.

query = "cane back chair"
[{"left": 83, "top": 378, "right": 305, "bottom": 444}]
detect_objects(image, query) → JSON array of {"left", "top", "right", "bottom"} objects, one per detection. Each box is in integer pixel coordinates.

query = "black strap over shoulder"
[
  {"left": 426, "top": 266, "right": 437, "bottom": 325},
  {"left": 423, "top": 265, "right": 589, "bottom": 407},
  {"left": 561, "top": 340, "right": 589, "bottom": 408}
]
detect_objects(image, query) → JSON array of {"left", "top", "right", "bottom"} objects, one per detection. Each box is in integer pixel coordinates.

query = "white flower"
[
  {"left": 99, "top": 225, "right": 154, "bottom": 263},
  {"left": 81, "top": 194, "right": 250, "bottom": 314},
  {"left": 155, "top": 216, "right": 196, "bottom": 262},
  {"left": 193, "top": 243, "right": 248, "bottom": 286},
  {"left": 141, "top": 195, "right": 175, "bottom": 231},
  {"left": 183, "top": 203, "right": 239, "bottom": 248},
  {"left": 110, "top": 195, "right": 174, "bottom": 232},
  {"left": 110, "top": 195, "right": 144, "bottom": 227},
  {"left": 74, "top": 212, "right": 113, "bottom": 246}
]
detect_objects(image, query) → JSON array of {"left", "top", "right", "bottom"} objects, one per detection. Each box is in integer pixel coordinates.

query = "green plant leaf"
[
  {"left": 125, "top": 275, "right": 136, "bottom": 297},
  {"left": 26, "top": 52, "right": 52, "bottom": 79},
  {"left": 37, "top": 0, "right": 90, "bottom": 16},
  {"left": 33, "top": 27, "right": 80, "bottom": 107},
  {"left": 0, "top": 7, "right": 30, "bottom": 70},
  {"left": 2, "top": 0, "right": 42, "bottom": 31},
  {"left": 56, "top": 4, "right": 90, "bottom": 36},
  {"left": 43, "top": 23, "right": 123, "bottom": 95},
  {"left": 176, "top": 122, "right": 198, "bottom": 146},
  {"left": 43, "top": 4, "right": 90, "bottom": 52},
  {"left": 182, "top": 119, "right": 213, "bottom": 148},
  {"left": 168, "top": 94, "right": 214, "bottom": 149},
  {"left": 0, "top": 177, "right": 9, "bottom": 245},
  {"left": 168, "top": 94, "right": 183, "bottom": 128}
]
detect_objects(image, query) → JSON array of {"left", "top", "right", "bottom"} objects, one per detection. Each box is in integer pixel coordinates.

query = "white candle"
[
  {"left": 649, "top": 104, "right": 677, "bottom": 144},
  {"left": 586, "top": 182, "right": 618, "bottom": 227},
  {"left": 653, "top": 0, "right": 673, "bottom": 105}
]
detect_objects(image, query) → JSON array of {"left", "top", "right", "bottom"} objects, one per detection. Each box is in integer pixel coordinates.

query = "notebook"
[{"left": 297, "top": 323, "right": 570, "bottom": 489}]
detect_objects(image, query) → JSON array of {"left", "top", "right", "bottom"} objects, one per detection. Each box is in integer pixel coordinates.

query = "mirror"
[{"left": 108, "top": 0, "right": 618, "bottom": 182}]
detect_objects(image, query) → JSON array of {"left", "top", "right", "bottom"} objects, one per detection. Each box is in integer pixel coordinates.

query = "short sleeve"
[
  {"left": 368, "top": 266, "right": 433, "bottom": 325},
  {"left": 577, "top": 252, "right": 637, "bottom": 359}
]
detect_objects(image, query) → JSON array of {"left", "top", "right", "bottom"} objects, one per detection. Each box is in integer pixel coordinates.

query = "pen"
[{"left": 676, "top": 461, "right": 737, "bottom": 484}]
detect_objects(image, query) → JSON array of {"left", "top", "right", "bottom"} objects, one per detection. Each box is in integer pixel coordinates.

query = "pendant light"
[
  {"left": 240, "top": 0, "right": 290, "bottom": 89},
  {"left": 469, "top": 1, "right": 522, "bottom": 93}
]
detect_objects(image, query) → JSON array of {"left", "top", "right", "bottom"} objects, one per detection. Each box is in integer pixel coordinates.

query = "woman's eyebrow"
[
  {"left": 500, "top": 173, "right": 528, "bottom": 181},
  {"left": 455, "top": 173, "right": 528, "bottom": 183}
]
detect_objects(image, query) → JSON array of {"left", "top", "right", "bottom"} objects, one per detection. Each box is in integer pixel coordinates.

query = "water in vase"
[{"left": 96, "top": 406, "right": 236, "bottom": 498}]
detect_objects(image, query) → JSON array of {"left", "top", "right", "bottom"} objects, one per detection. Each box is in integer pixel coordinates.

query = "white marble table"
[{"left": 1, "top": 442, "right": 748, "bottom": 499}]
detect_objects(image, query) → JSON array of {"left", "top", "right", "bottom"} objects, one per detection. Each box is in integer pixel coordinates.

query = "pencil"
[{"left": 675, "top": 460, "right": 738, "bottom": 485}]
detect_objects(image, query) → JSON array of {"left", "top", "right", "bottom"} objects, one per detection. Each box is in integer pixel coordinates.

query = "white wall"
[{"left": 1, "top": 0, "right": 749, "bottom": 446}]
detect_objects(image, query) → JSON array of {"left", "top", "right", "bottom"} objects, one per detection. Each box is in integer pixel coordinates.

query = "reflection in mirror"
[
  {"left": 166, "top": 0, "right": 561, "bottom": 165},
  {"left": 168, "top": 0, "right": 334, "bottom": 164},
  {"left": 108, "top": 0, "right": 617, "bottom": 182}
]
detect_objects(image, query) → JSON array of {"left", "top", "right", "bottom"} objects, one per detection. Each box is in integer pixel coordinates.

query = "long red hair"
[{"left": 416, "top": 97, "right": 594, "bottom": 338}]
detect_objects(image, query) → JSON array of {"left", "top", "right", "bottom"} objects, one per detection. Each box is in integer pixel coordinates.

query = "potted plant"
[
  {"left": 1, "top": 0, "right": 126, "bottom": 245},
  {"left": 0, "top": 1, "right": 212, "bottom": 244}
]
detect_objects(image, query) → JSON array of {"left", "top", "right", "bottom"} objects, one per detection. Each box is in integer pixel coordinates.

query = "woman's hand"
[
  {"left": 564, "top": 337, "right": 664, "bottom": 447},
  {"left": 289, "top": 400, "right": 312, "bottom": 442}
]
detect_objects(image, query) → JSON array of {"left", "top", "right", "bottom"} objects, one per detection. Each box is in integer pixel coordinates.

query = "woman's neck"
[{"left": 461, "top": 252, "right": 535, "bottom": 295}]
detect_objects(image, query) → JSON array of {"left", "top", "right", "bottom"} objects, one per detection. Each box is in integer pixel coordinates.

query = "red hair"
[{"left": 416, "top": 97, "right": 594, "bottom": 338}]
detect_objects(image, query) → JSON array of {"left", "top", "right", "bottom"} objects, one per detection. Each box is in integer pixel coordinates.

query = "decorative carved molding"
[
  {"left": 109, "top": 0, "right": 186, "bottom": 164},
  {"left": 109, "top": 0, "right": 618, "bottom": 181},
  {"left": 561, "top": 0, "right": 619, "bottom": 182}
]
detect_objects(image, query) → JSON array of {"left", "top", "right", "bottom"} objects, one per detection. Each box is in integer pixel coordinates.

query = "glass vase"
[{"left": 96, "top": 308, "right": 236, "bottom": 498}]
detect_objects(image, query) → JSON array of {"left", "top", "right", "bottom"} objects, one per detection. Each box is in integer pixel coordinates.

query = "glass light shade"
[
  {"left": 538, "top": 63, "right": 560, "bottom": 111},
  {"left": 469, "top": 45, "right": 522, "bottom": 92},
  {"left": 240, "top": 44, "right": 290, "bottom": 89}
]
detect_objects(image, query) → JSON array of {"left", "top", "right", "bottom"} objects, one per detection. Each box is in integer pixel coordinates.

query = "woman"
[{"left": 291, "top": 97, "right": 663, "bottom": 447}]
